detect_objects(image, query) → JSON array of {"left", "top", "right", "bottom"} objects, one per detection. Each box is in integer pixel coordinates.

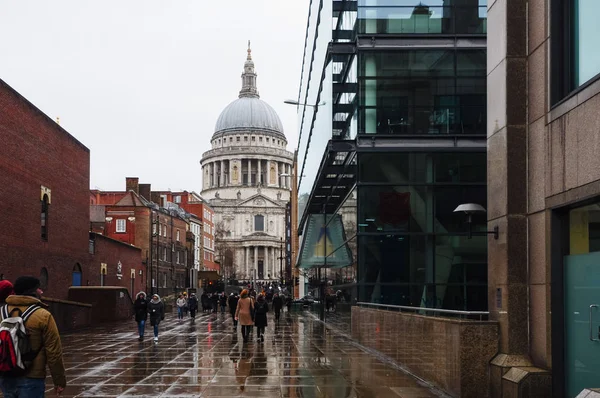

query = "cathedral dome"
[
  {"left": 214, "top": 97, "right": 284, "bottom": 135},
  {"left": 212, "top": 42, "right": 285, "bottom": 140}
]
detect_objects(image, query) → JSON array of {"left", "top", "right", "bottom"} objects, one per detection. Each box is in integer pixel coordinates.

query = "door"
[
  {"left": 72, "top": 271, "right": 82, "bottom": 286},
  {"left": 564, "top": 251, "right": 600, "bottom": 397}
]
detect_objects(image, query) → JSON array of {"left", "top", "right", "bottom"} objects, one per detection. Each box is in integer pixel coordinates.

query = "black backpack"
[{"left": 255, "top": 302, "right": 267, "bottom": 315}]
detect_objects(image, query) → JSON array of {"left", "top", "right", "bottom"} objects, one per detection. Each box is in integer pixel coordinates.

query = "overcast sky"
[{"left": 0, "top": 1, "right": 308, "bottom": 192}]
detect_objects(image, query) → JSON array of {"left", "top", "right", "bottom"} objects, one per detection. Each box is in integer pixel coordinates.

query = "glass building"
[{"left": 294, "top": 0, "right": 487, "bottom": 322}]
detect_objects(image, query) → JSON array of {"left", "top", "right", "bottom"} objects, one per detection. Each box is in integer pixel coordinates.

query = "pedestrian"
[
  {"left": 219, "top": 293, "right": 227, "bottom": 314},
  {"left": 272, "top": 293, "right": 283, "bottom": 323},
  {"left": 228, "top": 293, "right": 239, "bottom": 330},
  {"left": 182, "top": 292, "right": 189, "bottom": 316},
  {"left": 188, "top": 293, "right": 198, "bottom": 319},
  {"left": 286, "top": 295, "right": 292, "bottom": 313},
  {"left": 0, "top": 276, "right": 66, "bottom": 397},
  {"left": 0, "top": 279, "right": 14, "bottom": 306},
  {"left": 201, "top": 292, "right": 209, "bottom": 313},
  {"left": 235, "top": 289, "right": 254, "bottom": 343},
  {"left": 148, "top": 294, "right": 165, "bottom": 342},
  {"left": 211, "top": 293, "right": 219, "bottom": 313},
  {"left": 176, "top": 294, "right": 186, "bottom": 321},
  {"left": 254, "top": 294, "right": 269, "bottom": 342},
  {"left": 133, "top": 292, "right": 148, "bottom": 340}
]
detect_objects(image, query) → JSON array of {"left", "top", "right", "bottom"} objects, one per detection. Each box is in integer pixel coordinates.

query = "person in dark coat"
[
  {"left": 134, "top": 291, "right": 148, "bottom": 340},
  {"left": 211, "top": 293, "right": 219, "bottom": 313},
  {"left": 201, "top": 292, "right": 209, "bottom": 312},
  {"left": 147, "top": 294, "right": 164, "bottom": 343},
  {"left": 272, "top": 293, "right": 283, "bottom": 323},
  {"left": 219, "top": 293, "right": 227, "bottom": 314},
  {"left": 228, "top": 293, "right": 239, "bottom": 330},
  {"left": 286, "top": 295, "right": 292, "bottom": 313},
  {"left": 188, "top": 293, "right": 198, "bottom": 319},
  {"left": 254, "top": 294, "right": 269, "bottom": 342}
]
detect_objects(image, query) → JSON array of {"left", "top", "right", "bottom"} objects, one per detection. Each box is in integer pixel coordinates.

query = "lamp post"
[{"left": 283, "top": 100, "right": 326, "bottom": 108}]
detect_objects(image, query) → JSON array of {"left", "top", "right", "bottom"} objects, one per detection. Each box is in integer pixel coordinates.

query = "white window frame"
[
  {"left": 176, "top": 229, "right": 180, "bottom": 241},
  {"left": 176, "top": 251, "right": 180, "bottom": 264},
  {"left": 116, "top": 219, "right": 126, "bottom": 233}
]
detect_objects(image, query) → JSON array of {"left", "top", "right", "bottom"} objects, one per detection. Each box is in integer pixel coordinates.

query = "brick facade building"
[{"left": 0, "top": 78, "right": 90, "bottom": 300}]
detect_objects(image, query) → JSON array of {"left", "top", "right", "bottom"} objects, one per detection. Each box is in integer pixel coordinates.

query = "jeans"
[
  {"left": 221, "top": 305, "right": 226, "bottom": 314},
  {"left": 0, "top": 377, "right": 46, "bottom": 398},
  {"left": 177, "top": 307, "right": 184, "bottom": 319},
  {"left": 190, "top": 308, "right": 196, "bottom": 318},
  {"left": 154, "top": 324, "right": 159, "bottom": 337},
  {"left": 138, "top": 320, "right": 146, "bottom": 337}
]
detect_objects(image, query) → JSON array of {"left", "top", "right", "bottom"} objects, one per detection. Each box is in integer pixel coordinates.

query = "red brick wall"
[
  {"left": 0, "top": 79, "right": 90, "bottom": 300},
  {"left": 89, "top": 234, "right": 145, "bottom": 298},
  {"left": 43, "top": 297, "right": 92, "bottom": 333},
  {"left": 68, "top": 287, "right": 135, "bottom": 324}
]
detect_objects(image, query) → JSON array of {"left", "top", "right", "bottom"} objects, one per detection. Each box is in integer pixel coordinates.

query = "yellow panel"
[{"left": 570, "top": 209, "right": 590, "bottom": 255}]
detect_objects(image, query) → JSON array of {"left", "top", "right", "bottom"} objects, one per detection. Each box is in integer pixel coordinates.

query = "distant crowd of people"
[{"left": 132, "top": 287, "right": 294, "bottom": 345}]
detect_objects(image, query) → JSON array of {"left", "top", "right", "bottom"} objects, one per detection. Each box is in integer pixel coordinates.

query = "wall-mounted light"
[{"left": 453, "top": 203, "right": 498, "bottom": 239}]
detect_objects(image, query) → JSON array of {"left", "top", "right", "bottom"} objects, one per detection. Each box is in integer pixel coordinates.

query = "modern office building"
[
  {"left": 487, "top": 0, "right": 600, "bottom": 395},
  {"left": 295, "top": 0, "right": 487, "bottom": 311}
]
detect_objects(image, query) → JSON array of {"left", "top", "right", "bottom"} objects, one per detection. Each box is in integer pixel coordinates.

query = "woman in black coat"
[
  {"left": 147, "top": 294, "right": 165, "bottom": 343},
  {"left": 254, "top": 294, "right": 269, "bottom": 342},
  {"left": 134, "top": 292, "right": 148, "bottom": 341}
]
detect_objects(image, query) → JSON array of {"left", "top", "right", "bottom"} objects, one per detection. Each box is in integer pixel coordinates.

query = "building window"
[
  {"left": 259, "top": 137, "right": 263, "bottom": 142},
  {"left": 158, "top": 223, "right": 162, "bottom": 236},
  {"left": 41, "top": 194, "right": 49, "bottom": 241},
  {"left": 116, "top": 219, "right": 126, "bottom": 233},
  {"left": 163, "top": 225, "right": 167, "bottom": 237},
  {"left": 244, "top": 136, "right": 248, "bottom": 142},
  {"left": 162, "top": 247, "right": 167, "bottom": 261},
  {"left": 573, "top": 1, "right": 600, "bottom": 86},
  {"left": 255, "top": 215, "right": 265, "bottom": 231},
  {"left": 176, "top": 251, "right": 180, "bottom": 264},
  {"left": 252, "top": 136, "right": 256, "bottom": 141},
  {"left": 174, "top": 195, "right": 181, "bottom": 203},
  {"left": 237, "top": 136, "right": 240, "bottom": 142},
  {"left": 176, "top": 229, "right": 180, "bottom": 241},
  {"left": 266, "top": 138, "right": 269, "bottom": 143}
]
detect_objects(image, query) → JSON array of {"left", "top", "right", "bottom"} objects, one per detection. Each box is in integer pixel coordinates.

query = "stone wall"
[
  {"left": 42, "top": 297, "right": 92, "bottom": 333},
  {"left": 352, "top": 306, "right": 498, "bottom": 398},
  {"left": 68, "top": 286, "right": 134, "bottom": 324}
]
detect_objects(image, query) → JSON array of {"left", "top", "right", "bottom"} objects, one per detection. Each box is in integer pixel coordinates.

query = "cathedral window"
[
  {"left": 41, "top": 194, "right": 49, "bottom": 241},
  {"left": 252, "top": 136, "right": 256, "bottom": 141},
  {"left": 244, "top": 136, "right": 248, "bottom": 142},
  {"left": 254, "top": 215, "right": 264, "bottom": 232},
  {"left": 259, "top": 137, "right": 263, "bottom": 142},
  {"left": 237, "top": 136, "right": 240, "bottom": 142}
]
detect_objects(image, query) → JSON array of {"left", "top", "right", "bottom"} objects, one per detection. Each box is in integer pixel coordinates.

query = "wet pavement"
[{"left": 48, "top": 310, "right": 446, "bottom": 397}]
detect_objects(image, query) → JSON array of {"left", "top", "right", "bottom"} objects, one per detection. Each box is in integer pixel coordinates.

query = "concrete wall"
[
  {"left": 352, "top": 307, "right": 498, "bottom": 398},
  {"left": 43, "top": 297, "right": 92, "bottom": 333},
  {"left": 68, "top": 286, "right": 134, "bottom": 324}
]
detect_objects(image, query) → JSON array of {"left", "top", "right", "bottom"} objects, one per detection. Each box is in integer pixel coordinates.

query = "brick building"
[
  {"left": 91, "top": 179, "right": 194, "bottom": 296},
  {"left": 0, "top": 78, "right": 90, "bottom": 300},
  {"left": 88, "top": 232, "right": 145, "bottom": 298}
]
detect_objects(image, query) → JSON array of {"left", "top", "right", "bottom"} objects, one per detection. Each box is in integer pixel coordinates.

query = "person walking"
[
  {"left": 0, "top": 280, "right": 13, "bottom": 306},
  {"left": 0, "top": 276, "right": 66, "bottom": 397},
  {"left": 254, "top": 294, "right": 269, "bottom": 342},
  {"left": 228, "top": 293, "right": 239, "bottom": 330},
  {"left": 286, "top": 295, "right": 292, "bottom": 313},
  {"left": 200, "top": 292, "right": 209, "bottom": 313},
  {"left": 211, "top": 293, "right": 219, "bottom": 313},
  {"left": 134, "top": 292, "right": 148, "bottom": 340},
  {"left": 176, "top": 294, "right": 186, "bottom": 321},
  {"left": 235, "top": 289, "right": 254, "bottom": 343},
  {"left": 272, "top": 293, "right": 283, "bottom": 323},
  {"left": 188, "top": 293, "right": 198, "bottom": 319},
  {"left": 219, "top": 293, "right": 227, "bottom": 314},
  {"left": 148, "top": 294, "right": 165, "bottom": 342},
  {"left": 182, "top": 292, "right": 189, "bottom": 316}
]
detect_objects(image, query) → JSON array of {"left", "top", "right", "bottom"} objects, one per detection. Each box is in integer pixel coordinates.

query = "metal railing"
[{"left": 356, "top": 302, "right": 489, "bottom": 321}]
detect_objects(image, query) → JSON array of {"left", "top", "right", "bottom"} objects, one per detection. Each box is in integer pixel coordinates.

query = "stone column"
[
  {"left": 212, "top": 162, "right": 217, "bottom": 188},
  {"left": 220, "top": 160, "right": 225, "bottom": 187},
  {"left": 487, "top": 0, "right": 536, "bottom": 390},
  {"left": 247, "top": 159, "right": 252, "bottom": 186},
  {"left": 245, "top": 247, "right": 249, "bottom": 279},
  {"left": 271, "top": 247, "right": 276, "bottom": 279},
  {"left": 276, "top": 162, "right": 280, "bottom": 187},
  {"left": 254, "top": 246, "right": 258, "bottom": 279},
  {"left": 258, "top": 159, "right": 262, "bottom": 186}
]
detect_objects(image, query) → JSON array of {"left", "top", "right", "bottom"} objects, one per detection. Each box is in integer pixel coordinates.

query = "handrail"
[{"left": 356, "top": 302, "right": 489, "bottom": 320}]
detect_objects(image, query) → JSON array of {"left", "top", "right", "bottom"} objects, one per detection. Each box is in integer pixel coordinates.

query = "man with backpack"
[{"left": 0, "top": 276, "right": 66, "bottom": 397}]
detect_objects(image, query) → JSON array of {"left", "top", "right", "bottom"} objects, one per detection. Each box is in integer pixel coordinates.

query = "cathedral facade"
[{"left": 200, "top": 44, "right": 293, "bottom": 282}]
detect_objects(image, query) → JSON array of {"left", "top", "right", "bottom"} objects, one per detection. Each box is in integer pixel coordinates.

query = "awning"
[{"left": 296, "top": 214, "right": 353, "bottom": 269}]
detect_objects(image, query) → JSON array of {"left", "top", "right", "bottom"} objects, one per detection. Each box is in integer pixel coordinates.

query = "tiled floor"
[{"left": 43, "top": 310, "right": 446, "bottom": 397}]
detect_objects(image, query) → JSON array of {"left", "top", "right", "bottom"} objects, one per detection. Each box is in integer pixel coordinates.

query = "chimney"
[
  {"left": 139, "top": 184, "right": 151, "bottom": 202},
  {"left": 126, "top": 177, "right": 139, "bottom": 194}
]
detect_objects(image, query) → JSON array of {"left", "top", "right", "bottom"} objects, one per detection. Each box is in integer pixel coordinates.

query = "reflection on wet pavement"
[{"left": 48, "top": 311, "right": 446, "bottom": 397}]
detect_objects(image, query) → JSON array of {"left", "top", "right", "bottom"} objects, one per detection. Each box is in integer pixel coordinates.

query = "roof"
[{"left": 213, "top": 97, "right": 285, "bottom": 139}]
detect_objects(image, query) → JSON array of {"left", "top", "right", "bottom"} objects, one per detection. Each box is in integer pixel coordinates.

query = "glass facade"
[
  {"left": 574, "top": 0, "right": 600, "bottom": 87},
  {"left": 294, "top": 0, "right": 487, "bottom": 321},
  {"left": 358, "top": 0, "right": 487, "bottom": 35},
  {"left": 357, "top": 152, "right": 487, "bottom": 310},
  {"left": 359, "top": 50, "right": 486, "bottom": 135}
]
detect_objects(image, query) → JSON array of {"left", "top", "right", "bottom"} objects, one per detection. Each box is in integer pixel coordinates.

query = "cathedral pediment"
[{"left": 237, "top": 193, "right": 282, "bottom": 208}]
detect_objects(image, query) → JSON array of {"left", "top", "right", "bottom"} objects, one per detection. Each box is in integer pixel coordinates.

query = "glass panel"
[
  {"left": 433, "top": 186, "right": 487, "bottom": 233},
  {"left": 574, "top": 0, "right": 600, "bottom": 86},
  {"left": 570, "top": 204, "right": 600, "bottom": 255},
  {"left": 359, "top": 153, "right": 432, "bottom": 184}
]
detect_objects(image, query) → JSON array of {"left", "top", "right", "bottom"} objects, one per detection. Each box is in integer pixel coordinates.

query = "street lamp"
[
  {"left": 283, "top": 99, "right": 326, "bottom": 108},
  {"left": 278, "top": 237, "right": 284, "bottom": 286},
  {"left": 453, "top": 203, "right": 499, "bottom": 239}
]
